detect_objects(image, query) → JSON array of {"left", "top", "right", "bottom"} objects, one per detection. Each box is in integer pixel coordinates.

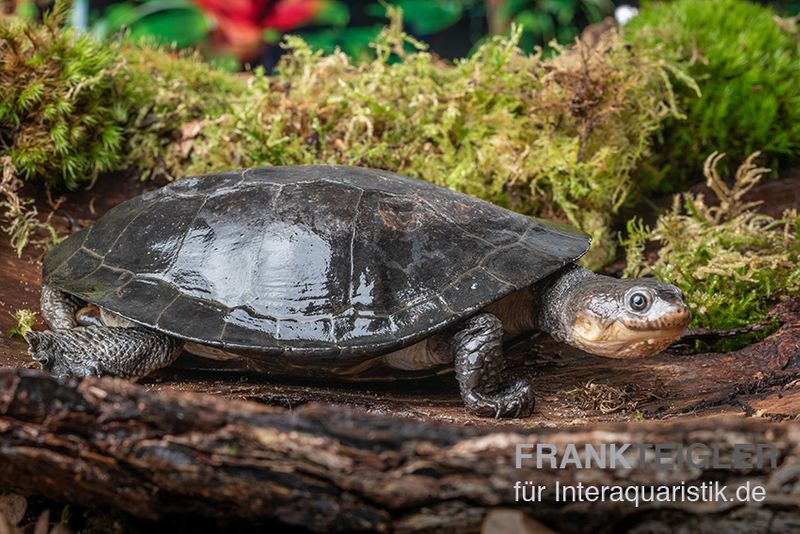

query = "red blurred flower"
[{"left": 195, "top": 0, "right": 320, "bottom": 60}]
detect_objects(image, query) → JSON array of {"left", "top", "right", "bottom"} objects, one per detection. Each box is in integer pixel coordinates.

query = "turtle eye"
[{"left": 628, "top": 291, "right": 651, "bottom": 312}]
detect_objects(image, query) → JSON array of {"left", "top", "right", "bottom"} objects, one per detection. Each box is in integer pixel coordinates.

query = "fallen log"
[{"left": 1, "top": 367, "right": 799, "bottom": 532}]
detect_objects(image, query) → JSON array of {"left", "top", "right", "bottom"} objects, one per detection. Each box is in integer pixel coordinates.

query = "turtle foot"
[
  {"left": 25, "top": 326, "right": 184, "bottom": 379},
  {"left": 453, "top": 313, "right": 536, "bottom": 418},
  {"left": 25, "top": 330, "right": 101, "bottom": 378},
  {"left": 461, "top": 377, "right": 535, "bottom": 418}
]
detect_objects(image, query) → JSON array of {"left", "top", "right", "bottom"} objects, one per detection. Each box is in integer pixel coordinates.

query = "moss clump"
[
  {"left": 626, "top": 0, "right": 800, "bottom": 184},
  {"left": 0, "top": 3, "right": 127, "bottom": 189},
  {"left": 185, "top": 15, "right": 685, "bottom": 266},
  {"left": 623, "top": 152, "right": 799, "bottom": 331},
  {"left": 7, "top": 308, "right": 36, "bottom": 338},
  {"left": 1, "top": 6, "right": 685, "bottom": 264},
  {"left": 118, "top": 42, "right": 247, "bottom": 180},
  {"left": 0, "top": 2, "right": 246, "bottom": 188}
]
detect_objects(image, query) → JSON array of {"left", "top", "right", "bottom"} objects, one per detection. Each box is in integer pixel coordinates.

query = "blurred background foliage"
[
  {"left": 4, "top": 0, "right": 628, "bottom": 69},
  {"left": 6, "top": 1, "right": 799, "bottom": 70},
  {"left": 627, "top": 0, "right": 800, "bottom": 188}
]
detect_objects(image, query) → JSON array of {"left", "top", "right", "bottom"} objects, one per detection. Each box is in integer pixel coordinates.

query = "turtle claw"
[
  {"left": 460, "top": 378, "right": 535, "bottom": 419},
  {"left": 454, "top": 313, "right": 536, "bottom": 418},
  {"left": 25, "top": 331, "right": 52, "bottom": 368},
  {"left": 495, "top": 377, "right": 535, "bottom": 418},
  {"left": 25, "top": 325, "right": 183, "bottom": 379}
]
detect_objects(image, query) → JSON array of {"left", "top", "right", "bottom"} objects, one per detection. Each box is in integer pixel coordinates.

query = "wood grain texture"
[{"left": 1, "top": 367, "right": 799, "bottom": 532}]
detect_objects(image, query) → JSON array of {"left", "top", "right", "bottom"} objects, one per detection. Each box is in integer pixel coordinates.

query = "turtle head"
[{"left": 556, "top": 274, "right": 691, "bottom": 358}]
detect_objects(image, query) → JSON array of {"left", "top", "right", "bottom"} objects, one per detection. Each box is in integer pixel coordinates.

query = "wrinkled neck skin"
[
  {"left": 483, "top": 264, "right": 595, "bottom": 337},
  {"left": 533, "top": 263, "right": 598, "bottom": 342},
  {"left": 489, "top": 263, "right": 690, "bottom": 358}
]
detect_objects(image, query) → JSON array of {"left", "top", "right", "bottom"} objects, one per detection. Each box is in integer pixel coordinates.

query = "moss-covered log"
[{"left": 1, "top": 368, "right": 800, "bottom": 532}]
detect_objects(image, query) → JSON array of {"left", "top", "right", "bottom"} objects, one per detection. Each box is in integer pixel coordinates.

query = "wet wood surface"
[
  {"left": 2, "top": 368, "right": 800, "bottom": 532},
  {"left": 0, "top": 171, "right": 798, "bottom": 530}
]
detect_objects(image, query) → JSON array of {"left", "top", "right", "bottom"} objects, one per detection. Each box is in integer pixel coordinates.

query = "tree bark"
[{"left": 1, "top": 367, "right": 799, "bottom": 533}]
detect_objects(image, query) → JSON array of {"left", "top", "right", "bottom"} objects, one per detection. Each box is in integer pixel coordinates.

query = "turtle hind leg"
[
  {"left": 453, "top": 313, "right": 535, "bottom": 418},
  {"left": 40, "top": 284, "right": 84, "bottom": 330},
  {"left": 25, "top": 325, "right": 184, "bottom": 379}
]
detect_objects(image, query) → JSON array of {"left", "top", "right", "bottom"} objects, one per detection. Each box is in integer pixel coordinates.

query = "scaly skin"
[
  {"left": 26, "top": 326, "right": 184, "bottom": 379},
  {"left": 534, "top": 265, "right": 691, "bottom": 358},
  {"left": 27, "top": 286, "right": 183, "bottom": 378},
  {"left": 454, "top": 313, "right": 534, "bottom": 418},
  {"left": 40, "top": 284, "right": 82, "bottom": 330}
]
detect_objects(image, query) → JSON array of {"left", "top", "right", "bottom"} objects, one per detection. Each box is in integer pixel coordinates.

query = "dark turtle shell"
[{"left": 44, "top": 165, "right": 589, "bottom": 361}]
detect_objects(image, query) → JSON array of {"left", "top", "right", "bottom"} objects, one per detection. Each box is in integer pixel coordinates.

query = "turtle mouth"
[
  {"left": 619, "top": 310, "right": 692, "bottom": 332},
  {"left": 569, "top": 309, "right": 690, "bottom": 359}
]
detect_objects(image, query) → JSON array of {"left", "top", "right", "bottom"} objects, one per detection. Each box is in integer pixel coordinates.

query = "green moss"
[
  {"left": 185, "top": 14, "right": 685, "bottom": 266},
  {"left": 623, "top": 152, "right": 800, "bottom": 331},
  {"left": 118, "top": 42, "right": 247, "bottom": 180},
  {"left": 1, "top": 5, "right": 686, "bottom": 264},
  {"left": 693, "top": 317, "right": 780, "bottom": 354},
  {"left": 626, "top": 0, "right": 800, "bottom": 184},
  {"left": 0, "top": 2, "right": 245, "bottom": 188},
  {"left": 7, "top": 308, "right": 36, "bottom": 338},
  {"left": 0, "top": 2, "right": 127, "bottom": 189}
]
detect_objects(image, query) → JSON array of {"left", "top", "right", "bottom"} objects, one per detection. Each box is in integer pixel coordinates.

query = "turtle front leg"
[
  {"left": 453, "top": 313, "right": 535, "bottom": 418},
  {"left": 25, "top": 326, "right": 183, "bottom": 379}
]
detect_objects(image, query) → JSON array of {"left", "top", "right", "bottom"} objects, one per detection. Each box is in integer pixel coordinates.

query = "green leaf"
[
  {"left": 299, "top": 29, "right": 339, "bottom": 54},
  {"left": 93, "top": 0, "right": 211, "bottom": 47},
  {"left": 300, "top": 25, "right": 382, "bottom": 58},
  {"left": 16, "top": 1, "right": 38, "bottom": 20},
  {"left": 370, "top": 0, "right": 464, "bottom": 35},
  {"left": 581, "top": 0, "right": 614, "bottom": 23},
  {"left": 103, "top": 2, "right": 141, "bottom": 30},
  {"left": 128, "top": 7, "right": 211, "bottom": 48},
  {"left": 557, "top": 24, "right": 578, "bottom": 43},
  {"left": 540, "top": 0, "right": 577, "bottom": 24},
  {"left": 313, "top": 0, "right": 350, "bottom": 27},
  {"left": 514, "top": 10, "right": 555, "bottom": 40},
  {"left": 498, "top": 0, "right": 530, "bottom": 21}
]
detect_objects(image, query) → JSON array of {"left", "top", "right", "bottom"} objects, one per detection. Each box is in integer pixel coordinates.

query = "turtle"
[{"left": 25, "top": 165, "right": 691, "bottom": 418}]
